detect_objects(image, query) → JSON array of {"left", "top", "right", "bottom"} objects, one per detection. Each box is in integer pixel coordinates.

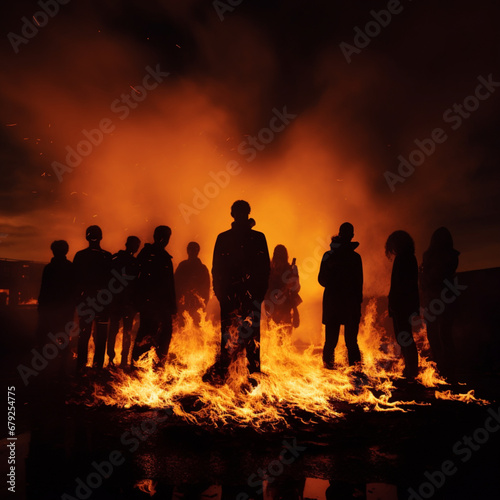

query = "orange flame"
[
  {"left": 90, "top": 300, "right": 487, "bottom": 429},
  {"left": 134, "top": 479, "right": 157, "bottom": 496}
]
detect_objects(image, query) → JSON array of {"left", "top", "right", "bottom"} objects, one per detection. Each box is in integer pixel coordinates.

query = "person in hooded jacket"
[
  {"left": 420, "top": 226, "right": 460, "bottom": 380},
  {"left": 211, "top": 200, "right": 270, "bottom": 379},
  {"left": 318, "top": 222, "right": 363, "bottom": 369}
]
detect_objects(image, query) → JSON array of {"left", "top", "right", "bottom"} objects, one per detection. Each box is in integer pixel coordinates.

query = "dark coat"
[
  {"left": 73, "top": 247, "right": 112, "bottom": 297},
  {"left": 388, "top": 253, "right": 420, "bottom": 317},
  {"left": 175, "top": 257, "right": 210, "bottom": 310},
  {"left": 111, "top": 250, "right": 140, "bottom": 310},
  {"left": 38, "top": 257, "right": 77, "bottom": 312},
  {"left": 212, "top": 220, "right": 270, "bottom": 304},
  {"left": 421, "top": 247, "right": 460, "bottom": 305},
  {"left": 136, "top": 243, "right": 177, "bottom": 314},
  {"left": 318, "top": 240, "right": 363, "bottom": 324}
]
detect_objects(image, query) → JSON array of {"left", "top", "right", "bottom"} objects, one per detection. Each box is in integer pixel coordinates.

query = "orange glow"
[{"left": 90, "top": 300, "right": 487, "bottom": 430}]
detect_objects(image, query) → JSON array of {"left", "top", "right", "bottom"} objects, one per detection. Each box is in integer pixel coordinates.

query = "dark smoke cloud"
[{"left": 1, "top": 0, "right": 499, "bottom": 275}]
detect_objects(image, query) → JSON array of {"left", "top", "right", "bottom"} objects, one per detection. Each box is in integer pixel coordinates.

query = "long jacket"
[
  {"left": 38, "top": 257, "right": 77, "bottom": 312},
  {"left": 388, "top": 252, "right": 420, "bottom": 317},
  {"left": 212, "top": 219, "right": 270, "bottom": 304},
  {"left": 175, "top": 257, "right": 210, "bottom": 310},
  {"left": 420, "top": 247, "right": 460, "bottom": 306},
  {"left": 318, "top": 240, "right": 363, "bottom": 324},
  {"left": 136, "top": 243, "right": 177, "bottom": 314},
  {"left": 73, "top": 247, "right": 112, "bottom": 297}
]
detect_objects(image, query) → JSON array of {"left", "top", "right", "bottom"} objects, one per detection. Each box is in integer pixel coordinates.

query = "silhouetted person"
[
  {"left": 107, "top": 236, "right": 141, "bottom": 368},
  {"left": 37, "top": 240, "right": 76, "bottom": 348},
  {"left": 211, "top": 200, "right": 270, "bottom": 379},
  {"left": 73, "top": 226, "right": 112, "bottom": 372},
  {"left": 132, "top": 226, "right": 176, "bottom": 367},
  {"left": 175, "top": 242, "right": 210, "bottom": 327},
  {"left": 318, "top": 223, "right": 363, "bottom": 369},
  {"left": 264, "top": 244, "right": 301, "bottom": 335},
  {"left": 386, "top": 230, "right": 420, "bottom": 380},
  {"left": 421, "top": 227, "right": 460, "bottom": 380}
]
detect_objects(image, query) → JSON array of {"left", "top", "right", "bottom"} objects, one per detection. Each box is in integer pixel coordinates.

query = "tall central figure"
[{"left": 212, "top": 200, "right": 270, "bottom": 379}]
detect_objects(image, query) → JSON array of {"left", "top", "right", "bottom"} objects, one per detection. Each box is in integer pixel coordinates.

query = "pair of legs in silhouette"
[
  {"left": 219, "top": 297, "right": 262, "bottom": 375},
  {"left": 131, "top": 306, "right": 173, "bottom": 367},
  {"left": 322, "top": 314, "right": 361, "bottom": 369}
]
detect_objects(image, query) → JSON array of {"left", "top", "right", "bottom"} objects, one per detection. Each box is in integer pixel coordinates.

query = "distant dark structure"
[
  {"left": 264, "top": 244, "right": 301, "bottom": 335},
  {"left": 386, "top": 230, "right": 420, "bottom": 380},
  {"left": 420, "top": 227, "right": 460, "bottom": 381},
  {"left": 175, "top": 241, "right": 210, "bottom": 327},
  {"left": 37, "top": 240, "right": 76, "bottom": 348},
  {"left": 209, "top": 200, "right": 270, "bottom": 382},
  {"left": 132, "top": 226, "right": 176, "bottom": 367},
  {"left": 107, "top": 236, "right": 141, "bottom": 368},
  {"left": 0, "top": 259, "right": 44, "bottom": 307},
  {"left": 318, "top": 223, "right": 363, "bottom": 369},
  {"left": 73, "top": 225, "right": 112, "bottom": 372}
]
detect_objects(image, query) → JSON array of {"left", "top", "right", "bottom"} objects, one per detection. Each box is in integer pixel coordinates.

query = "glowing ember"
[{"left": 134, "top": 479, "right": 157, "bottom": 496}]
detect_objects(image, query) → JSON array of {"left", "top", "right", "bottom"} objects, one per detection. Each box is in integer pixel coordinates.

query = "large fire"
[{"left": 89, "top": 299, "right": 487, "bottom": 431}]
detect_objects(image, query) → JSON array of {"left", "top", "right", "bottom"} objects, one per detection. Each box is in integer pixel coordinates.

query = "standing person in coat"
[
  {"left": 132, "top": 226, "right": 176, "bottom": 368},
  {"left": 73, "top": 226, "right": 112, "bottom": 372},
  {"left": 210, "top": 200, "right": 270, "bottom": 380},
  {"left": 318, "top": 222, "right": 363, "bottom": 369},
  {"left": 107, "top": 235, "right": 141, "bottom": 368},
  {"left": 421, "top": 227, "right": 460, "bottom": 380},
  {"left": 385, "top": 230, "right": 420, "bottom": 380},
  {"left": 175, "top": 241, "right": 210, "bottom": 328},
  {"left": 37, "top": 240, "right": 77, "bottom": 377}
]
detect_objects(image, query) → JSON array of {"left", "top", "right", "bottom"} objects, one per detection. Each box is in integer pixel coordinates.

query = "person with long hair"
[
  {"left": 385, "top": 230, "right": 420, "bottom": 380},
  {"left": 264, "top": 244, "right": 301, "bottom": 336},
  {"left": 421, "top": 227, "right": 460, "bottom": 380}
]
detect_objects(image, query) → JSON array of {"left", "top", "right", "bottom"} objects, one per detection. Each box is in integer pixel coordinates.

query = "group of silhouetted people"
[
  {"left": 37, "top": 199, "right": 459, "bottom": 383},
  {"left": 318, "top": 222, "right": 460, "bottom": 382}
]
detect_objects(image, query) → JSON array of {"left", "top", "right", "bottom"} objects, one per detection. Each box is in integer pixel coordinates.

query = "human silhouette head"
[
  {"left": 338, "top": 222, "right": 354, "bottom": 242},
  {"left": 231, "top": 200, "right": 251, "bottom": 222},
  {"left": 385, "top": 230, "right": 415, "bottom": 258},
  {"left": 429, "top": 226, "right": 454, "bottom": 250},
  {"left": 125, "top": 236, "right": 141, "bottom": 254},
  {"left": 187, "top": 241, "right": 200, "bottom": 259},
  {"left": 50, "top": 240, "right": 69, "bottom": 258},
  {"left": 86, "top": 225, "right": 102, "bottom": 243},
  {"left": 272, "top": 244, "right": 289, "bottom": 264},
  {"left": 153, "top": 225, "right": 171, "bottom": 248}
]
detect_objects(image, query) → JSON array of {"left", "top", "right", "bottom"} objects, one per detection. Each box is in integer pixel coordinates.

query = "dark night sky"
[{"left": 1, "top": 0, "right": 499, "bottom": 297}]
